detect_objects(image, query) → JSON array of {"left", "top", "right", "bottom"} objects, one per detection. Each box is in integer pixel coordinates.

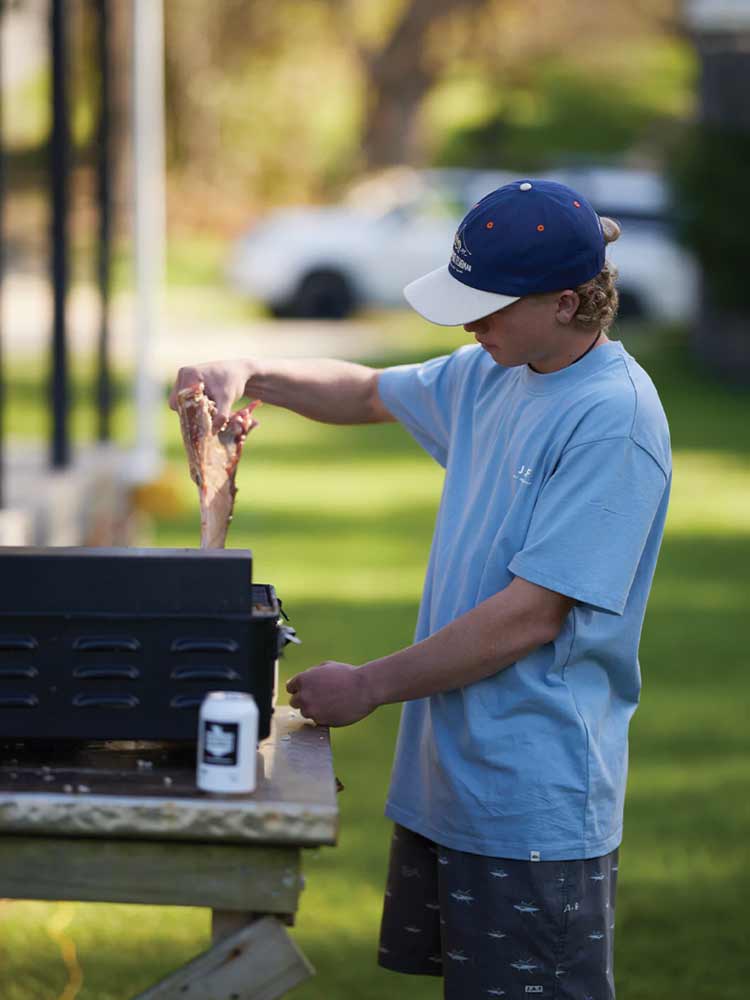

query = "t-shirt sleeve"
[
  {"left": 508, "top": 437, "right": 668, "bottom": 615},
  {"left": 377, "top": 352, "right": 459, "bottom": 467}
]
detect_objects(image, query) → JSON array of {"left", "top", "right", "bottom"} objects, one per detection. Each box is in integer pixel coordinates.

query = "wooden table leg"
[
  {"left": 212, "top": 909, "right": 259, "bottom": 943},
  {"left": 212, "top": 910, "right": 295, "bottom": 941},
  {"left": 132, "top": 914, "right": 314, "bottom": 1000}
]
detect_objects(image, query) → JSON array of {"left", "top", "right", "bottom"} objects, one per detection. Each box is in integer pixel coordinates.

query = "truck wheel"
[
  {"left": 291, "top": 270, "right": 356, "bottom": 319},
  {"left": 617, "top": 289, "right": 646, "bottom": 320}
]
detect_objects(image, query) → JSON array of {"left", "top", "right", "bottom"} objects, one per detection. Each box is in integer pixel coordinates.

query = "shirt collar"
[{"left": 519, "top": 339, "right": 624, "bottom": 396}]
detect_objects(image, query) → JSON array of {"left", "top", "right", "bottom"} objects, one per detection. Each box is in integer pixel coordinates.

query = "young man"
[{"left": 170, "top": 180, "right": 671, "bottom": 998}]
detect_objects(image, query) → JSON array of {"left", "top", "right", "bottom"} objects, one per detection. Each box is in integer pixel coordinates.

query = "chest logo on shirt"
[{"left": 513, "top": 464, "right": 534, "bottom": 486}]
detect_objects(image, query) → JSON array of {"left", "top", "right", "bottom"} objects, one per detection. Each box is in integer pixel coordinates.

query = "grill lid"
[{"left": 0, "top": 547, "right": 253, "bottom": 616}]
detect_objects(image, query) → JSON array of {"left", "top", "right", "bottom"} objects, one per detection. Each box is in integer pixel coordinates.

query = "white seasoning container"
[{"left": 197, "top": 691, "right": 258, "bottom": 794}]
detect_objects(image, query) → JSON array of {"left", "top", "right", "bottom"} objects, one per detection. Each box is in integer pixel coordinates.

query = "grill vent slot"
[
  {"left": 73, "top": 665, "right": 140, "bottom": 680},
  {"left": 0, "top": 666, "right": 38, "bottom": 679},
  {"left": 73, "top": 636, "right": 142, "bottom": 652},
  {"left": 170, "top": 666, "right": 241, "bottom": 682},
  {"left": 169, "top": 695, "right": 203, "bottom": 710},
  {"left": 72, "top": 693, "right": 140, "bottom": 709},
  {"left": 0, "top": 635, "right": 38, "bottom": 651},
  {"left": 170, "top": 638, "right": 239, "bottom": 654},
  {"left": 0, "top": 694, "right": 38, "bottom": 708}
]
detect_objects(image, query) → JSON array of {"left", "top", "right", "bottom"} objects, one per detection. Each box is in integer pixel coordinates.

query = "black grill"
[{"left": 0, "top": 547, "right": 290, "bottom": 742}]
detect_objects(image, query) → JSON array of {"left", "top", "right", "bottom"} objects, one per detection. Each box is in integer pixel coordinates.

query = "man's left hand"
[{"left": 286, "top": 661, "right": 377, "bottom": 727}]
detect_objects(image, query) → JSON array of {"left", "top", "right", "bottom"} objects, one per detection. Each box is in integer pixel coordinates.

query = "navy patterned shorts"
[{"left": 378, "top": 823, "right": 618, "bottom": 999}]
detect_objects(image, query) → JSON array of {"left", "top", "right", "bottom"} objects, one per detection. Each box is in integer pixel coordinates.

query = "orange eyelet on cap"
[
  {"left": 486, "top": 221, "right": 494, "bottom": 229},
  {"left": 573, "top": 200, "right": 581, "bottom": 208},
  {"left": 537, "top": 224, "right": 545, "bottom": 232}
]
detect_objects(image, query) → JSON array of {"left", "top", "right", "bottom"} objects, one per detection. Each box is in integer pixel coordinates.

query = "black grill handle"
[{"left": 278, "top": 624, "right": 301, "bottom": 655}]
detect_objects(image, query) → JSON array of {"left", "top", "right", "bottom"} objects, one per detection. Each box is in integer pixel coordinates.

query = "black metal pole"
[
  {"left": 94, "top": 0, "right": 112, "bottom": 442},
  {"left": 50, "top": 0, "right": 70, "bottom": 469},
  {"left": 0, "top": 4, "right": 5, "bottom": 508}
]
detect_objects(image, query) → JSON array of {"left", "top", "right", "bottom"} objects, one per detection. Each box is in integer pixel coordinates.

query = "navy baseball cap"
[{"left": 403, "top": 179, "right": 606, "bottom": 326}]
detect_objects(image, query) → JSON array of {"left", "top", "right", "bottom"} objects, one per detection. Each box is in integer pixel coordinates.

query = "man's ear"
[{"left": 555, "top": 290, "right": 580, "bottom": 326}]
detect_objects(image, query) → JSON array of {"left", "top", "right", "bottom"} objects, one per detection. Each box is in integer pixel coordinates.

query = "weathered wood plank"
[
  {"left": 0, "top": 708, "right": 338, "bottom": 846},
  {"left": 132, "top": 916, "right": 314, "bottom": 1000},
  {"left": 0, "top": 837, "right": 302, "bottom": 911}
]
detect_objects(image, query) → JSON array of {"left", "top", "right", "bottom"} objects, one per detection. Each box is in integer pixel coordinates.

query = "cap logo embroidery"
[{"left": 451, "top": 221, "right": 473, "bottom": 272}]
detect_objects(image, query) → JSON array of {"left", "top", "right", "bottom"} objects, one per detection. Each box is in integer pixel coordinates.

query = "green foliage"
[
  {"left": 434, "top": 54, "right": 690, "bottom": 171},
  {"left": 163, "top": 0, "right": 363, "bottom": 205},
  {"left": 3, "top": 66, "right": 50, "bottom": 150},
  {"left": 666, "top": 124, "right": 750, "bottom": 312}
]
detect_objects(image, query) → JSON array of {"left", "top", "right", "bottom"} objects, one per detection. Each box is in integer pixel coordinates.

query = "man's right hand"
[
  {"left": 170, "top": 356, "right": 393, "bottom": 427},
  {"left": 169, "top": 360, "right": 254, "bottom": 433}
]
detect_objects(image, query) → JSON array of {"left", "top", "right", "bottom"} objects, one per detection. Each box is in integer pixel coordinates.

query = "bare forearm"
[
  {"left": 360, "top": 585, "right": 558, "bottom": 706},
  {"left": 286, "top": 578, "right": 573, "bottom": 727},
  {"left": 246, "top": 358, "right": 391, "bottom": 424}
]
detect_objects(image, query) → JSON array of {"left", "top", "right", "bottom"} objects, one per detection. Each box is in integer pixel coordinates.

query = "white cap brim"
[{"left": 403, "top": 265, "right": 520, "bottom": 326}]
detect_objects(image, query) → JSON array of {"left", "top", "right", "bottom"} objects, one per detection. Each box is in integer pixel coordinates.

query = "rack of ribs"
[{"left": 176, "top": 382, "right": 260, "bottom": 548}]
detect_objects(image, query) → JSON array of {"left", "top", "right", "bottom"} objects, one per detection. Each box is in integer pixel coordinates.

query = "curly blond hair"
[{"left": 572, "top": 216, "right": 621, "bottom": 334}]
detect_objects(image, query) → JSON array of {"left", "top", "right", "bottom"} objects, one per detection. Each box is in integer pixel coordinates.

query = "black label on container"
[{"left": 202, "top": 720, "right": 239, "bottom": 767}]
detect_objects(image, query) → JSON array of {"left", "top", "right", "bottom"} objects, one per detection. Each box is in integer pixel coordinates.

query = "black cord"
[
  {"left": 528, "top": 329, "right": 602, "bottom": 374},
  {"left": 568, "top": 329, "right": 602, "bottom": 367}
]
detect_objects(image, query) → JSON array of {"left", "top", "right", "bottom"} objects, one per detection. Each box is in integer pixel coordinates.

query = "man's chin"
[{"left": 481, "top": 344, "right": 523, "bottom": 368}]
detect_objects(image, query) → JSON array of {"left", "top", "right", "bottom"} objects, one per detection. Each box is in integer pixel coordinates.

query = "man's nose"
[{"left": 464, "top": 318, "right": 485, "bottom": 334}]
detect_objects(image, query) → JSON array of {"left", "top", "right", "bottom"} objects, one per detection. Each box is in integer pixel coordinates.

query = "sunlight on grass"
[
  {"left": 646, "top": 577, "right": 747, "bottom": 611},
  {"left": 236, "top": 456, "right": 444, "bottom": 517},
  {"left": 620, "top": 841, "right": 745, "bottom": 887},
  {"left": 668, "top": 450, "right": 750, "bottom": 536},
  {"left": 630, "top": 755, "right": 748, "bottom": 798}
]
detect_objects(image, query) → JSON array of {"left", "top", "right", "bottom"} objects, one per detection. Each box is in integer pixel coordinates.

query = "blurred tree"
[
  {"left": 159, "top": 0, "right": 688, "bottom": 218},
  {"left": 350, "top": 0, "right": 486, "bottom": 168},
  {"left": 434, "top": 55, "right": 689, "bottom": 170},
  {"left": 338, "top": 0, "right": 684, "bottom": 171},
  {"left": 668, "top": 6, "right": 750, "bottom": 384},
  {"left": 163, "top": 0, "right": 360, "bottom": 216}
]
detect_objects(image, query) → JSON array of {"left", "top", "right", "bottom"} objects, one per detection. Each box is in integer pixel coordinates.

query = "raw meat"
[{"left": 176, "top": 382, "right": 260, "bottom": 548}]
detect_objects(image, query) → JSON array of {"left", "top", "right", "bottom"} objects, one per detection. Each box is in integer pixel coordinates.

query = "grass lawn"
[{"left": 0, "top": 321, "right": 748, "bottom": 999}]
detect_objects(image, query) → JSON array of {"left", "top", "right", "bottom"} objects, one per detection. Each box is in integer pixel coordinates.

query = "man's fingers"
[
  {"left": 211, "top": 413, "right": 229, "bottom": 434},
  {"left": 169, "top": 366, "right": 202, "bottom": 411},
  {"left": 286, "top": 677, "right": 300, "bottom": 694},
  {"left": 207, "top": 388, "right": 244, "bottom": 435}
]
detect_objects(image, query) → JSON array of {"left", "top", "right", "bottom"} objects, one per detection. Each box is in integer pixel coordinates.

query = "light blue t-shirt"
[{"left": 377, "top": 339, "right": 671, "bottom": 861}]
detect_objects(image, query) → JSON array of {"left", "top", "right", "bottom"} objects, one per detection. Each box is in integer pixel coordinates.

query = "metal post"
[
  {"left": 49, "top": 0, "right": 70, "bottom": 469},
  {"left": 94, "top": 0, "right": 112, "bottom": 442},
  {"left": 0, "top": 4, "right": 4, "bottom": 509},
  {"left": 130, "top": 0, "right": 165, "bottom": 483}
]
